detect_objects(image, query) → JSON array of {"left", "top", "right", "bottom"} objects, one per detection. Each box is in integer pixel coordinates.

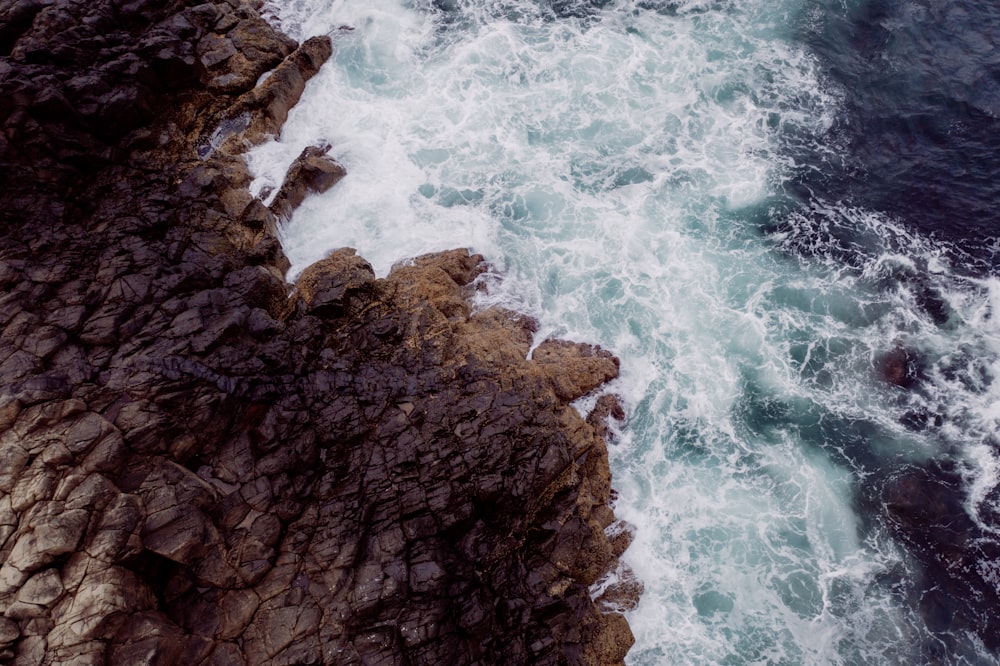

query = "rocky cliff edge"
[{"left": 0, "top": 0, "right": 638, "bottom": 663}]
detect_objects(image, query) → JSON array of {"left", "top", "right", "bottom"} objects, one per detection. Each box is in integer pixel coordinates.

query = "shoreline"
[{"left": 0, "top": 0, "right": 638, "bottom": 662}]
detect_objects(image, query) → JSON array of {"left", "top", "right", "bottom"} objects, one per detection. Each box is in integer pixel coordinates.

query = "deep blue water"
[
  {"left": 783, "top": 1, "right": 1000, "bottom": 659},
  {"left": 795, "top": 0, "right": 1000, "bottom": 268}
]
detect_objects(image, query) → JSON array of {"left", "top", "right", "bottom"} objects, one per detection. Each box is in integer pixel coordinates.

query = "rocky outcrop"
[
  {"left": 269, "top": 144, "right": 346, "bottom": 222},
  {"left": 0, "top": 0, "right": 636, "bottom": 664}
]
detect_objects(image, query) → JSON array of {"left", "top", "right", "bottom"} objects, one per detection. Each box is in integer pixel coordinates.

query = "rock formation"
[{"left": 0, "top": 0, "right": 637, "bottom": 663}]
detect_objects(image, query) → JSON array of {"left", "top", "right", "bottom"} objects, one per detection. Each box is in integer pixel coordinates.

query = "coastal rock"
[
  {"left": 225, "top": 35, "right": 333, "bottom": 148},
  {"left": 584, "top": 612, "right": 634, "bottom": 666},
  {"left": 595, "top": 564, "right": 643, "bottom": 613},
  {"left": 0, "top": 0, "right": 636, "bottom": 664},
  {"left": 295, "top": 248, "right": 375, "bottom": 317},
  {"left": 532, "top": 339, "right": 620, "bottom": 402},
  {"left": 587, "top": 394, "right": 626, "bottom": 441},
  {"left": 269, "top": 144, "right": 346, "bottom": 221},
  {"left": 201, "top": 10, "right": 297, "bottom": 92}
]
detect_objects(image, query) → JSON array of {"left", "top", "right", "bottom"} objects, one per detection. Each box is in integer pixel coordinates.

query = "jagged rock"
[
  {"left": 269, "top": 144, "right": 346, "bottom": 221},
  {"left": 8, "top": 569, "right": 64, "bottom": 619},
  {"left": 225, "top": 35, "right": 333, "bottom": 148},
  {"left": 532, "top": 339, "right": 620, "bottom": 402},
  {"left": 587, "top": 394, "right": 626, "bottom": 441},
  {"left": 0, "top": 615, "right": 19, "bottom": 644},
  {"left": 0, "top": 1, "right": 637, "bottom": 664},
  {"left": 108, "top": 610, "right": 218, "bottom": 664},
  {"left": 198, "top": 33, "right": 238, "bottom": 69},
  {"left": 3, "top": 504, "right": 89, "bottom": 579},
  {"left": 295, "top": 248, "right": 375, "bottom": 317},
  {"left": 595, "top": 562, "right": 643, "bottom": 613},
  {"left": 214, "top": 13, "right": 297, "bottom": 92}
]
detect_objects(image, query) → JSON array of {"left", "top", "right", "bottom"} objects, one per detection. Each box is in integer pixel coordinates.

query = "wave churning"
[{"left": 249, "top": 0, "right": 1000, "bottom": 662}]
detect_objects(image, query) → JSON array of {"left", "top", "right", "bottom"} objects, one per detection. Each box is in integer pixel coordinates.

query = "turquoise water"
[{"left": 248, "top": 0, "right": 1000, "bottom": 662}]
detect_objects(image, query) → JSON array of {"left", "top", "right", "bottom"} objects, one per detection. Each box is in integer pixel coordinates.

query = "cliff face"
[{"left": 0, "top": 0, "right": 637, "bottom": 664}]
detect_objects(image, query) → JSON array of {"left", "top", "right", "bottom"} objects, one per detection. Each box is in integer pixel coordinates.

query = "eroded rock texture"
[{"left": 0, "top": 0, "right": 636, "bottom": 663}]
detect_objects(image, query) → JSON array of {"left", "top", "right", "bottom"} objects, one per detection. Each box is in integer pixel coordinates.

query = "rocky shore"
[{"left": 0, "top": 0, "right": 637, "bottom": 663}]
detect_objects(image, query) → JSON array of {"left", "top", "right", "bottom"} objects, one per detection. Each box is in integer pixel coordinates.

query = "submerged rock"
[
  {"left": 871, "top": 462, "right": 1000, "bottom": 651},
  {"left": 874, "top": 344, "right": 920, "bottom": 387},
  {"left": 0, "top": 0, "right": 637, "bottom": 664}
]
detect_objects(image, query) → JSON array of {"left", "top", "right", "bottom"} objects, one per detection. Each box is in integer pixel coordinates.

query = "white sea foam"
[{"left": 251, "top": 0, "right": 1000, "bottom": 662}]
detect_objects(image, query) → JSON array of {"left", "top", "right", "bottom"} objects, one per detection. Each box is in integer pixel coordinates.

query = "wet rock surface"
[
  {"left": 269, "top": 144, "right": 346, "bottom": 222},
  {"left": 0, "top": 0, "right": 635, "bottom": 664},
  {"left": 874, "top": 345, "right": 921, "bottom": 388}
]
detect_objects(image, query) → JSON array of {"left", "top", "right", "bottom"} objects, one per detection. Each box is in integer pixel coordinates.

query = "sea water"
[{"left": 247, "top": 0, "right": 1000, "bottom": 662}]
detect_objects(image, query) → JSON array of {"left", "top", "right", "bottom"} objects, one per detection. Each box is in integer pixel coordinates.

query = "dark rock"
[
  {"left": 874, "top": 345, "right": 919, "bottom": 387},
  {"left": 0, "top": 615, "right": 19, "bottom": 644},
  {"left": 295, "top": 248, "right": 375, "bottom": 317},
  {"left": 199, "top": 33, "right": 238, "bottom": 69}
]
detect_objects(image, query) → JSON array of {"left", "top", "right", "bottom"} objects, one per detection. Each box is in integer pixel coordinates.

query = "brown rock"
[
  {"left": 875, "top": 345, "right": 918, "bottom": 387},
  {"left": 532, "top": 339, "right": 620, "bottom": 402},
  {"left": 269, "top": 144, "right": 346, "bottom": 222},
  {"left": 587, "top": 393, "right": 626, "bottom": 440},
  {"left": 0, "top": 398, "right": 21, "bottom": 432},
  {"left": 6, "top": 505, "right": 89, "bottom": 574},
  {"left": 595, "top": 563, "right": 643, "bottom": 612},
  {"left": 387, "top": 249, "right": 485, "bottom": 322},
  {"left": 227, "top": 35, "right": 333, "bottom": 147},
  {"left": 108, "top": 611, "right": 188, "bottom": 665},
  {"left": 8, "top": 568, "right": 64, "bottom": 619},
  {"left": 138, "top": 463, "right": 219, "bottom": 564},
  {"left": 85, "top": 493, "right": 144, "bottom": 563},
  {"left": 583, "top": 612, "right": 634, "bottom": 666},
  {"left": 0, "top": 616, "right": 19, "bottom": 644},
  {"left": 47, "top": 564, "right": 156, "bottom": 647},
  {"left": 295, "top": 248, "right": 375, "bottom": 317},
  {"left": 205, "top": 13, "right": 297, "bottom": 92}
]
